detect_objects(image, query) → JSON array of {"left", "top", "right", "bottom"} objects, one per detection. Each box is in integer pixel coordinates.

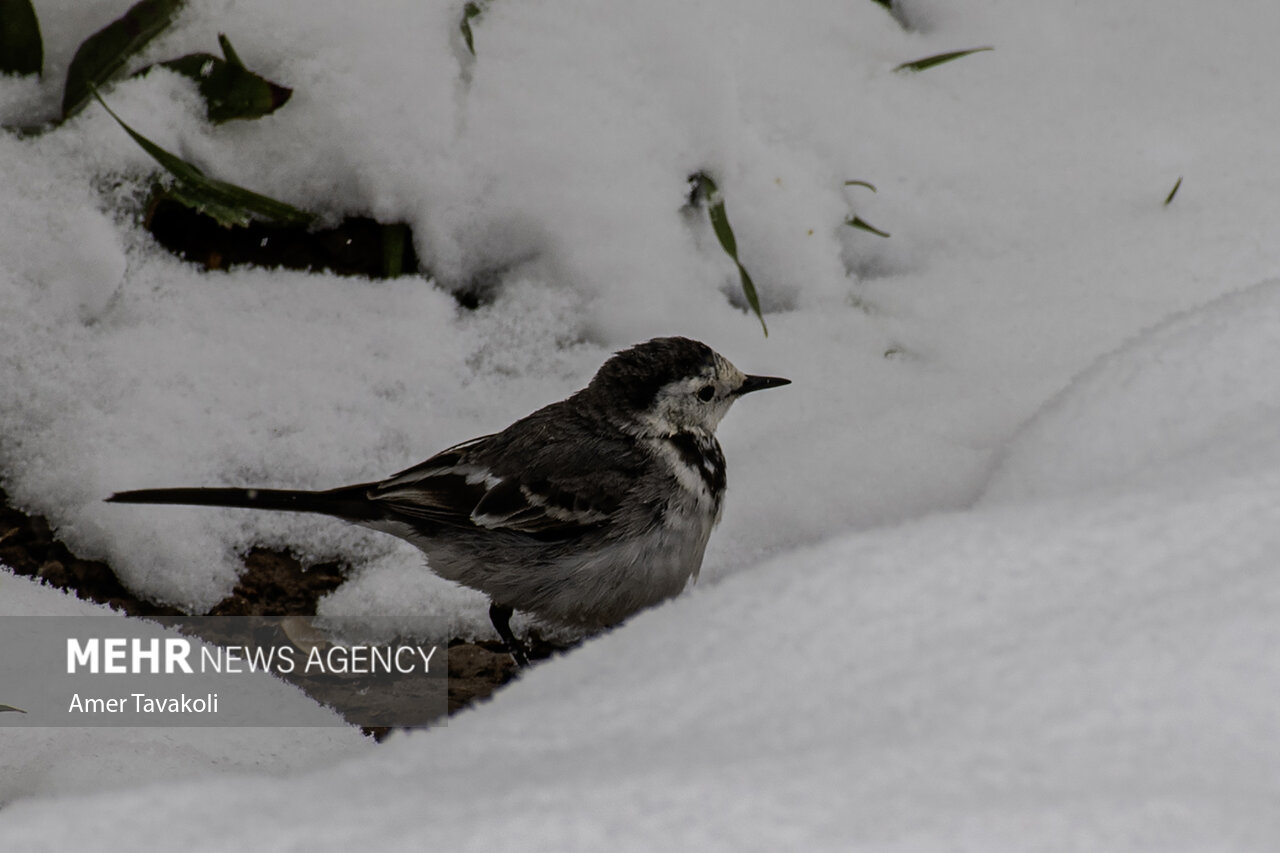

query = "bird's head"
[{"left": 586, "top": 337, "right": 790, "bottom": 436}]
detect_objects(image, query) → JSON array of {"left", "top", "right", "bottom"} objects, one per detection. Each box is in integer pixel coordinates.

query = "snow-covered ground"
[{"left": 4, "top": 0, "right": 1280, "bottom": 848}]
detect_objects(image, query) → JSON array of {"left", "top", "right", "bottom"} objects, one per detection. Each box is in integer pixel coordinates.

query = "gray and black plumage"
[{"left": 108, "top": 337, "right": 789, "bottom": 666}]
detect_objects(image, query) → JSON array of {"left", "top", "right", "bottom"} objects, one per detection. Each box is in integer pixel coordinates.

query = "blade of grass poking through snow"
[
  {"left": 894, "top": 46, "right": 993, "bottom": 73},
  {"left": 844, "top": 215, "right": 890, "bottom": 238},
  {"left": 460, "top": 2, "right": 484, "bottom": 55},
  {"left": 382, "top": 223, "right": 409, "bottom": 277},
  {"left": 62, "top": 0, "right": 185, "bottom": 119},
  {"left": 93, "top": 89, "right": 314, "bottom": 228},
  {"left": 0, "top": 704, "right": 26, "bottom": 713},
  {"left": 843, "top": 181, "right": 888, "bottom": 237},
  {"left": 148, "top": 35, "right": 292, "bottom": 123},
  {"left": 0, "top": 0, "right": 43, "bottom": 77},
  {"left": 1164, "top": 176, "right": 1183, "bottom": 206},
  {"left": 870, "top": 0, "right": 909, "bottom": 31},
  {"left": 692, "top": 172, "right": 768, "bottom": 336},
  {"left": 217, "top": 32, "right": 243, "bottom": 66}
]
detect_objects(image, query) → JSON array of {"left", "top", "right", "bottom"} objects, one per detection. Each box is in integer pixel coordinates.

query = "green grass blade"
[
  {"left": 155, "top": 45, "right": 292, "bottom": 123},
  {"left": 871, "top": 0, "right": 910, "bottom": 31},
  {"left": 692, "top": 172, "right": 768, "bottom": 336},
  {"left": 845, "top": 215, "right": 890, "bottom": 238},
  {"left": 0, "top": 704, "right": 26, "bottom": 713},
  {"left": 705, "top": 192, "right": 738, "bottom": 259},
  {"left": 1163, "top": 176, "right": 1182, "bottom": 206},
  {"left": 894, "top": 46, "right": 992, "bottom": 73},
  {"left": 217, "top": 32, "right": 243, "bottom": 68},
  {"left": 0, "top": 0, "right": 43, "bottom": 77},
  {"left": 731, "top": 256, "right": 767, "bottom": 336},
  {"left": 843, "top": 180, "right": 877, "bottom": 192},
  {"left": 62, "top": 0, "right": 185, "bottom": 119},
  {"left": 382, "top": 223, "right": 409, "bottom": 277},
  {"left": 461, "top": 2, "right": 483, "bottom": 56},
  {"left": 93, "top": 88, "right": 313, "bottom": 227}
]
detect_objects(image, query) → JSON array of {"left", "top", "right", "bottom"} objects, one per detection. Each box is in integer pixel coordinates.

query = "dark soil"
[
  {"left": 0, "top": 486, "right": 550, "bottom": 734},
  {"left": 146, "top": 196, "right": 420, "bottom": 279}
]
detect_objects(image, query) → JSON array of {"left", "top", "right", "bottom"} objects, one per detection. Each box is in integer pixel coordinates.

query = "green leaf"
[
  {"left": 93, "top": 88, "right": 314, "bottom": 228},
  {"left": 217, "top": 32, "right": 243, "bottom": 68},
  {"left": 691, "top": 172, "right": 768, "bottom": 336},
  {"left": 730, "top": 257, "right": 767, "bottom": 336},
  {"left": 843, "top": 182, "right": 887, "bottom": 237},
  {"left": 151, "top": 37, "right": 292, "bottom": 123},
  {"left": 382, "top": 223, "right": 409, "bottom": 278},
  {"left": 844, "top": 215, "right": 890, "bottom": 238},
  {"left": 0, "top": 0, "right": 43, "bottom": 77},
  {"left": 1163, "top": 176, "right": 1182, "bottom": 206},
  {"left": 894, "top": 46, "right": 993, "bottom": 73},
  {"left": 461, "top": 2, "right": 483, "bottom": 56},
  {"left": 63, "top": 0, "right": 186, "bottom": 120},
  {"left": 871, "top": 0, "right": 910, "bottom": 32},
  {"left": 0, "top": 704, "right": 26, "bottom": 713}
]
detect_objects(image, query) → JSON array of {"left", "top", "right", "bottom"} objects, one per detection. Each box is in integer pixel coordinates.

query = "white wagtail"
[{"left": 109, "top": 337, "right": 789, "bottom": 665}]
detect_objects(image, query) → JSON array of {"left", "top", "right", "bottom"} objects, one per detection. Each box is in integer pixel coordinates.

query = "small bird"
[{"left": 109, "top": 337, "right": 789, "bottom": 665}]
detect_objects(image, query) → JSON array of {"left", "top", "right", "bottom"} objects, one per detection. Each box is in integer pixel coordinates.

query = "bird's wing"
[{"left": 368, "top": 428, "right": 639, "bottom": 540}]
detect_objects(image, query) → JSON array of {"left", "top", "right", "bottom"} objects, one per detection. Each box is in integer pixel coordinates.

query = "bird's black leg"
[{"left": 489, "top": 602, "right": 529, "bottom": 668}]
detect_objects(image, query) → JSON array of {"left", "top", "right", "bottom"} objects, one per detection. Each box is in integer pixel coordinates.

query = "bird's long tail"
[{"left": 106, "top": 484, "right": 384, "bottom": 522}]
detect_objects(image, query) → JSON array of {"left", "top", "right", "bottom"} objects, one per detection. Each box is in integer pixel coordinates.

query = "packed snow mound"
[
  {"left": 982, "top": 278, "right": 1280, "bottom": 502},
  {"left": 6, "top": 461, "right": 1280, "bottom": 850}
]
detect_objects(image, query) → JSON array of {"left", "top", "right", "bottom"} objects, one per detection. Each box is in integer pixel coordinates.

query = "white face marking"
[{"left": 636, "top": 352, "right": 747, "bottom": 436}]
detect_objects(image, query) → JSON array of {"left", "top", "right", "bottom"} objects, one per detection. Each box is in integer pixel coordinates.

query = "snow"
[
  {"left": 3, "top": 0, "right": 1280, "bottom": 848},
  {"left": 982, "top": 278, "right": 1280, "bottom": 504}
]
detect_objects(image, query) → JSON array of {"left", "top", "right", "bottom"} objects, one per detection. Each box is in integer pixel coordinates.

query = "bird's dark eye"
[{"left": 697, "top": 384, "right": 716, "bottom": 402}]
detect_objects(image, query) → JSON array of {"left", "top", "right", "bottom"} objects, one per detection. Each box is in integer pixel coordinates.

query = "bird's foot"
[{"left": 488, "top": 602, "right": 530, "bottom": 668}]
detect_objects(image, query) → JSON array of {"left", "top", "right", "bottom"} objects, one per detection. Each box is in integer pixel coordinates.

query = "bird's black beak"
[{"left": 737, "top": 374, "right": 791, "bottom": 396}]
